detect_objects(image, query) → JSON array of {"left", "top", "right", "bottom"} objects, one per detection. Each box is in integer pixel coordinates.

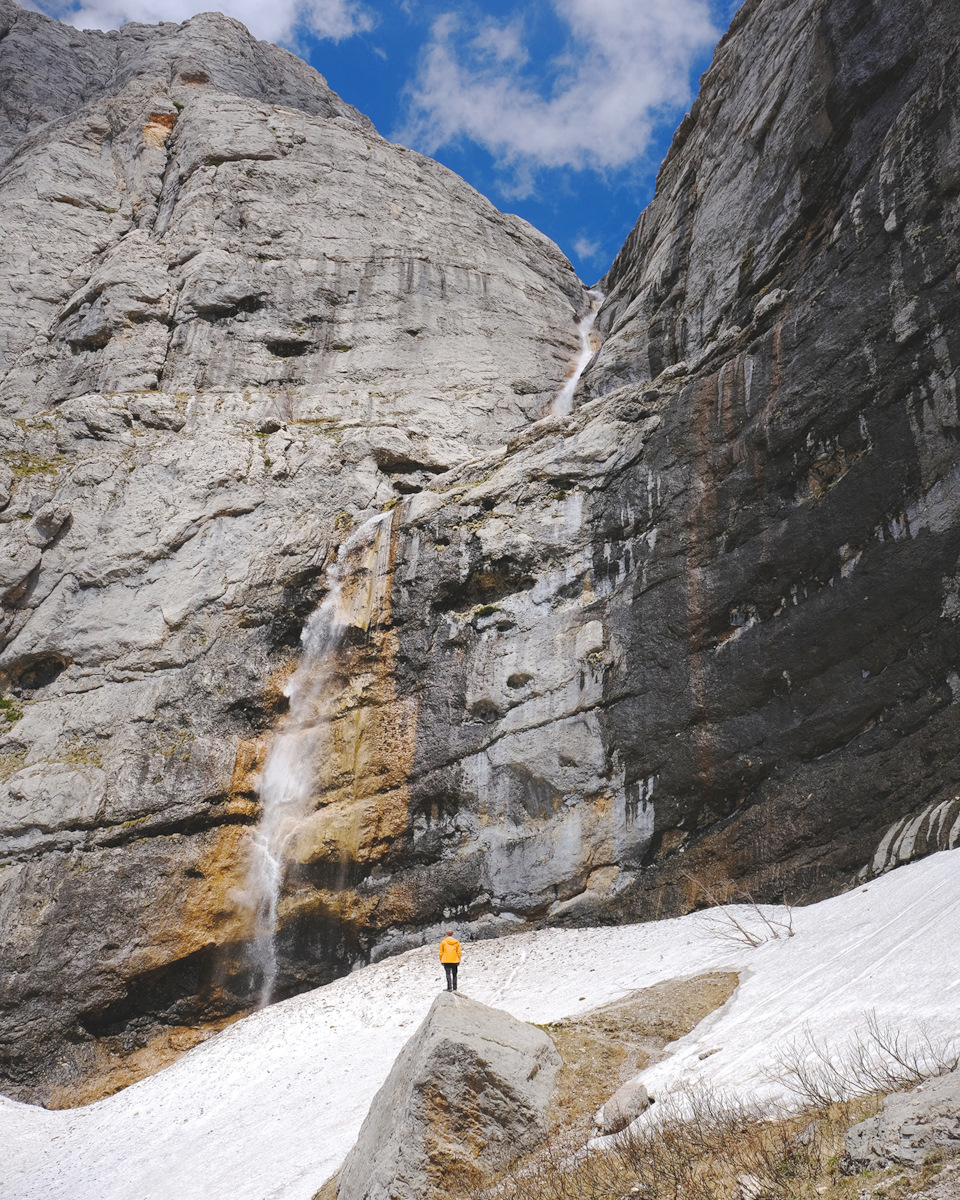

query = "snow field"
[{"left": 3, "top": 849, "right": 958, "bottom": 1200}]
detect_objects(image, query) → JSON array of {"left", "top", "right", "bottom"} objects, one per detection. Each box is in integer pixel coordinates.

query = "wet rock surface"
[
  {"left": 2, "top": 0, "right": 960, "bottom": 1106},
  {"left": 336, "top": 991, "right": 561, "bottom": 1200}
]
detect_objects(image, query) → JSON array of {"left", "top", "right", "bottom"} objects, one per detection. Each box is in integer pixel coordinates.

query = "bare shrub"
[
  {"left": 683, "top": 873, "right": 795, "bottom": 949},
  {"left": 488, "top": 1015, "right": 959, "bottom": 1200},
  {"left": 485, "top": 1129, "right": 621, "bottom": 1200},
  {"left": 487, "top": 1084, "right": 870, "bottom": 1200},
  {"left": 615, "top": 1086, "right": 814, "bottom": 1200},
  {"left": 772, "top": 1010, "right": 960, "bottom": 1108}
]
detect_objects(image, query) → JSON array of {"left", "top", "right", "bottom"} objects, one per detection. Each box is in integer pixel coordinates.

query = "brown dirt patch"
[
  {"left": 45, "top": 1014, "right": 244, "bottom": 1109},
  {"left": 541, "top": 970, "right": 740, "bottom": 1137},
  {"left": 313, "top": 1177, "right": 338, "bottom": 1200}
]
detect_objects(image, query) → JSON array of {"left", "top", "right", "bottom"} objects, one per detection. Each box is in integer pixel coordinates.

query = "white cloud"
[
  {"left": 573, "top": 236, "right": 602, "bottom": 262},
  {"left": 471, "top": 18, "right": 528, "bottom": 66},
  {"left": 399, "top": 0, "right": 719, "bottom": 186},
  {"left": 37, "top": 0, "right": 372, "bottom": 44}
]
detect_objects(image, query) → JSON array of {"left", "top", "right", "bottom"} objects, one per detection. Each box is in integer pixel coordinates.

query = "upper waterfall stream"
[
  {"left": 550, "top": 289, "right": 603, "bottom": 416},
  {"left": 243, "top": 511, "right": 394, "bottom": 1007}
]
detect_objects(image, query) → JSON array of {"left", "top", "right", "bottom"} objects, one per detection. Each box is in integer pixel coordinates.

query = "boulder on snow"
[
  {"left": 844, "top": 1069, "right": 960, "bottom": 1171},
  {"left": 594, "top": 1080, "right": 652, "bottom": 1135},
  {"left": 336, "top": 992, "right": 561, "bottom": 1200}
]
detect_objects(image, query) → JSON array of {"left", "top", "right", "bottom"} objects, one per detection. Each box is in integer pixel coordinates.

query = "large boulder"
[
  {"left": 844, "top": 1070, "right": 960, "bottom": 1171},
  {"left": 336, "top": 992, "right": 561, "bottom": 1200}
]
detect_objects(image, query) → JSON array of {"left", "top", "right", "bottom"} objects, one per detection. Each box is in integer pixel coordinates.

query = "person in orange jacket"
[{"left": 439, "top": 930, "right": 461, "bottom": 991}]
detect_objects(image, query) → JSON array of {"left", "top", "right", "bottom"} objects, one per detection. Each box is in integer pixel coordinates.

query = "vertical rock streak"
[{"left": 243, "top": 511, "right": 393, "bottom": 1006}]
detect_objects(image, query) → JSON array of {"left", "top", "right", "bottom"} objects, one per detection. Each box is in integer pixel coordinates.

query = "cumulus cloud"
[
  {"left": 399, "top": 0, "right": 719, "bottom": 184},
  {"left": 35, "top": 0, "right": 372, "bottom": 44},
  {"left": 573, "top": 236, "right": 603, "bottom": 263},
  {"left": 471, "top": 18, "right": 529, "bottom": 67}
]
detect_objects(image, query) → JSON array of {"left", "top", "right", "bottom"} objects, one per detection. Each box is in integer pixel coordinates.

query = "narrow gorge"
[{"left": 1, "top": 0, "right": 959, "bottom": 1108}]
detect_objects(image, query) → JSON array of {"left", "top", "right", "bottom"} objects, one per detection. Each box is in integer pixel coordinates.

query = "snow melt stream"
[{"left": 4, "top": 851, "right": 959, "bottom": 1200}]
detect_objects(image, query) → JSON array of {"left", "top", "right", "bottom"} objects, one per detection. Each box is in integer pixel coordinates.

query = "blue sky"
[{"left": 33, "top": 0, "right": 742, "bottom": 282}]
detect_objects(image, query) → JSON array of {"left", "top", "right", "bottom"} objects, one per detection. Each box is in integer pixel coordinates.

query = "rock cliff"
[
  {"left": 0, "top": 0, "right": 583, "bottom": 1102},
  {"left": 2, "top": 0, "right": 960, "bottom": 1105},
  {"left": 346, "top": 0, "right": 960, "bottom": 947}
]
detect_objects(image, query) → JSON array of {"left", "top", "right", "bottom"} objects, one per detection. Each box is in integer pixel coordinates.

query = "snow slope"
[{"left": 3, "top": 850, "right": 959, "bottom": 1200}]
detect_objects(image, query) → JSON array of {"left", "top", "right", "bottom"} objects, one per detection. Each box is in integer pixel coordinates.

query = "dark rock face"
[
  {"left": 585, "top": 0, "right": 960, "bottom": 909},
  {"left": 2, "top": 0, "right": 960, "bottom": 1105}
]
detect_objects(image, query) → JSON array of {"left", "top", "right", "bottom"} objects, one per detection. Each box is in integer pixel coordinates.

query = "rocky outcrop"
[
  {"left": 336, "top": 992, "right": 561, "bottom": 1200},
  {"left": 845, "top": 1071, "right": 960, "bottom": 1171},
  {"left": 2, "top": 0, "right": 960, "bottom": 1107},
  {"left": 0, "top": 0, "right": 372, "bottom": 167}
]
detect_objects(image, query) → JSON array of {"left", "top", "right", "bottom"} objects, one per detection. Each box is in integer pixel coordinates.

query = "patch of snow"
[
  {"left": 4, "top": 851, "right": 960, "bottom": 1199},
  {"left": 605, "top": 847, "right": 960, "bottom": 1138}
]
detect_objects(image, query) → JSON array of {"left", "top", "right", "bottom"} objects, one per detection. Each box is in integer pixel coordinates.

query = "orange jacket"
[{"left": 439, "top": 936, "right": 461, "bottom": 964}]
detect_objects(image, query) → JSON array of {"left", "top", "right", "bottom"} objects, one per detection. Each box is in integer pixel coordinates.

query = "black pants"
[{"left": 444, "top": 963, "right": 458, "bottom": 991}]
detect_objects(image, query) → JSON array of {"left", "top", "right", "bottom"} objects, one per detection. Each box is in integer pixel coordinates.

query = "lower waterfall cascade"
[{"left": 241, "top": 511, "right": 394, "bottom": 1007}]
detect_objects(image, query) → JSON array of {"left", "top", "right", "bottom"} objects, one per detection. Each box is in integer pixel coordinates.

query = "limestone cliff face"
[
  {"left": 585, "top": 0, "right": 960, "bottom": 901},
  {"left": 2, "top": 0, "right": 959, "bottom": 1105},
  {"left": 0, "top": 0, "right": 583, "bottom": 1102}
]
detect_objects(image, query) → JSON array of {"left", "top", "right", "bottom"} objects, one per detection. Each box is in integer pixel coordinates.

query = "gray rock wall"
[
  {"left": 0, "top": 0, "right": 372, "bottom": 167},
  {"left": 580, "top": 0, "right": 960, "bottom": 912},
  {"left": 0, "top": 0, "right": 584, "bottom": 1102},
  {"left": 338, "top": 0, "right": 960, "bottom": 955}
]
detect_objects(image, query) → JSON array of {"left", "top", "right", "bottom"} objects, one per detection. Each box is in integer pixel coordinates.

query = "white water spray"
[
  {"left": 243, "top": 510, "right": 394, "bottom": 1008},
  {"left": 550, "top": 288, "right": 604, "bottom": 416}
]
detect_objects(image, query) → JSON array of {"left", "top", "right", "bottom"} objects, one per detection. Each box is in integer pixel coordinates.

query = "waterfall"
[
  {"left": 550, "top": 289, "right": 603, "bottom": 417},
  {"left": 242, "top": 510, "right": 394, "bottom": 1008}
]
